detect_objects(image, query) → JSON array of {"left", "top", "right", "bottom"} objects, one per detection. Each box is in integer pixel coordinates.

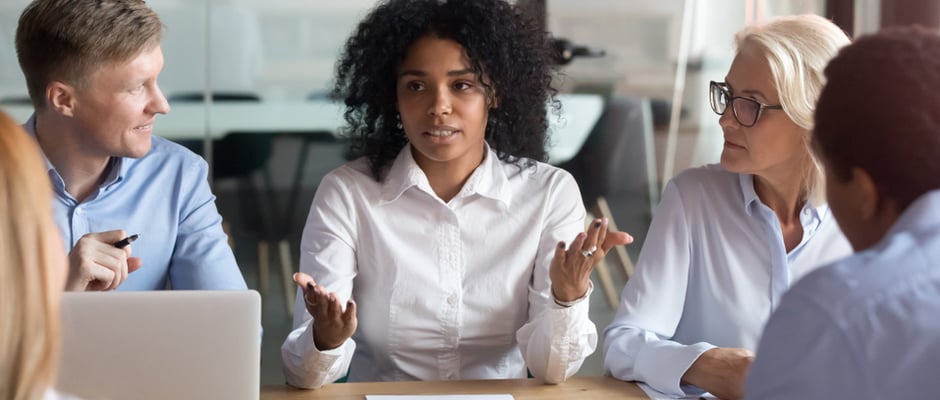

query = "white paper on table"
[
  {"left": 366, "top": 395, "right": 513, "bottom": 400},
  {"left": 636, "top": 382, "right": 716, "bottom": 399}
]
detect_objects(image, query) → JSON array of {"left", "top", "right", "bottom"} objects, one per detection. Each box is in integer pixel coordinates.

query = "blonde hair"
[
  {"left": 734, "top": 14, "right": 850, "bottom": 206},
  {"left": 15, "top": 0, "right": 163, "bottom": 110},
  {"left": 0, "top": 110, "right": 62, "bottom": 400}
]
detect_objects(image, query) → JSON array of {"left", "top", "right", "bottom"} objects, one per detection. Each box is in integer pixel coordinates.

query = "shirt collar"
[
  {"left": 380, "top": 143, "right": 513, "bottom": 208},
  {"left": 23, "top": 113, "right": 126, "bottom": 194},
  {"left": 738, "top": 172, "right": 826, "bottom": 222},
  {"left": 885, "top": 189, "right": 940, "bottom": 238},
  {"left": 24, "top": 114, "right": 56, "bottom": 173},
  {"left": 739, "top": 173, "right": 762, "bottom": 216}
]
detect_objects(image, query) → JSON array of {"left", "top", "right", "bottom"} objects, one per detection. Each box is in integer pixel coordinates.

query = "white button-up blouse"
[{"left": 282, "top": 145, "right": 598, "bottom": 389}]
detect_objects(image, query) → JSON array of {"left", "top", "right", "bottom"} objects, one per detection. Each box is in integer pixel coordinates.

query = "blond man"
[{"left": 15, "top": 0, "right": 246, "bottom": 291}]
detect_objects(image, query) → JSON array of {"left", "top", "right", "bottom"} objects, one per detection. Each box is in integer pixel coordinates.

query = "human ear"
[
  {"left": 46, "top": 81, "right": 76, "bottom": 117},
  {"left": 850, "top": 167, "right": 879, "bottom": 220}
]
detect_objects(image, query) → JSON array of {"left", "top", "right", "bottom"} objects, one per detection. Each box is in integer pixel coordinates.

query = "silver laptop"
[{"left": 57, "top": 290, "right": 261, "bottom": 400}]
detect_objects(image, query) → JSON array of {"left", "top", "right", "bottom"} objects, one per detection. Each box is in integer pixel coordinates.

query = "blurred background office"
[{"left": 1, "top": 0, "right": 937, "bottom": 385}]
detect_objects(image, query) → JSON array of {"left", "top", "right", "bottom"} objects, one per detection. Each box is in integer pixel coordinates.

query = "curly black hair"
[{"left": 333, "top": 0, "right": 558, "bottom": 181}]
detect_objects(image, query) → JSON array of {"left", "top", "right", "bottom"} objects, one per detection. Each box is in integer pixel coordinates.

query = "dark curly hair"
[
  {"left": 333, "top": 0, "right": 558, "bottom": 181},
  {"left": 814, "top": 26, "right": 940, "bottom": 210}
]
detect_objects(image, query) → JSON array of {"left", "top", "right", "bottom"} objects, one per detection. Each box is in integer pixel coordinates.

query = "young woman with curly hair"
[{"left": 281, "top": 0, "right": 630, "bottom": 389}]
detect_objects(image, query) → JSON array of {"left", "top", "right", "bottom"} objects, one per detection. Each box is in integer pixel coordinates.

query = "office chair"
[{"left": 559, "top": 95, "right": 656, "bottom": 308}]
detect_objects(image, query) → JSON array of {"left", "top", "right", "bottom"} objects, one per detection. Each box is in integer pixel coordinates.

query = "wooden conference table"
[
  {"left": 0, "top": 93, "right": 602, "bottom": 165},
  {"left": 261, "top": 376, "right": 649, "bottom": 400}
]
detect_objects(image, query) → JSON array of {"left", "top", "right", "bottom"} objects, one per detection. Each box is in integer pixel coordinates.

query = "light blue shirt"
[
  {"left": 603, "top": 165, "right": 851, "bottom": 397},
  {"left": 25, "top": 115, "right": 247, "bottom": 291},
  {"left": 746, "top": 189, "right": 940, "bottom": 400}
]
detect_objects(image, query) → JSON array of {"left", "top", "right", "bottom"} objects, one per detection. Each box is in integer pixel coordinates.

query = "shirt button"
[
  {"left": 74, "top": 207, "right": 82, "bottom": 216},
  {"left": 447, "top": 295, "right": 457, "bottom": 305}
]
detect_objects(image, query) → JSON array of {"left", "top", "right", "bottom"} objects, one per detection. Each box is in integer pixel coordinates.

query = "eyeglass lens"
[{"left": 710, "top": 82, "right": 761, "bottom": 127}]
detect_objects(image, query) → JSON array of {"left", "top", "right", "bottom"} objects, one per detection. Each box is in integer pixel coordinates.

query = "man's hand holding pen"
[
  {"left": 66, "top": 229, "right": 142, "bottom": 291},
  {"left": 294, "top": 272, "right": 358, "bottom": 351}
]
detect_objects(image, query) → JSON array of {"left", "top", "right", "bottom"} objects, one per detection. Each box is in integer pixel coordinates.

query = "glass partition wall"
[
  {"left": 0, "top": 0, "right": 371, "bottom": 164},
  {"left": 2, "top": 0, "right": 931, "bottom": 179}
]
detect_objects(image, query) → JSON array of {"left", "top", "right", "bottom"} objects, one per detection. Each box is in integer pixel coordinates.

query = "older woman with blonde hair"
[
  {"left": 0, "top": 110, "right": 73, "bottom": 400},
  {"left": 603, "top": 14, "right": 852, "bottom": 399}
]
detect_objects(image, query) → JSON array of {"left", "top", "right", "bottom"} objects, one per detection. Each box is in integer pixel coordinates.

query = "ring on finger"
[{"left": 581, "top": 245, "right": 598, "bottom": 257}]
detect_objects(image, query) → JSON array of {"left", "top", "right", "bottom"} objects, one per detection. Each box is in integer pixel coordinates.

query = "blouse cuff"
[
  {"left": 635, "top": 340, "right": 715, "bottom": 396},
  {"left": 551, "top": 281, "right": 594, "bottom": 308}
]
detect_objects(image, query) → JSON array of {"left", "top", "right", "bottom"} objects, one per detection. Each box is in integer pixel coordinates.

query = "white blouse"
[
  {"left": 603, "top": 165, "right": 852, "bottom": 397},
  {"left": 282, "top": 145, "right": 597, "bottom": 389}
]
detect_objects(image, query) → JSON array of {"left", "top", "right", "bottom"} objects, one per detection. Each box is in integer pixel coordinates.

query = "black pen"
[{"left": 114, "top": 234, "right": 140, "bottom": 249}]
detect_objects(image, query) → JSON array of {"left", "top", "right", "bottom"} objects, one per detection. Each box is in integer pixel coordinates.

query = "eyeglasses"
[{"left": 709, "top": 81, "right": 783, "bottom": 127}]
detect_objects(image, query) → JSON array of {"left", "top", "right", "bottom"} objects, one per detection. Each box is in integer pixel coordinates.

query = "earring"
[{"left": 395, "top": 113, "right": 403, "bottom": 130}]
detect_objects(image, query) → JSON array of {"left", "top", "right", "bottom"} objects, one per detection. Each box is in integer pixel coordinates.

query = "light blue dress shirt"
[
  {"left": 747, "top": 189, "right": 940, "bottom": 400},
  {"left": 25, "top": 115, "right": 247, "bottom": 291},
  {"left": 603, "top": 165, "right": 851, "bottom": 397}
]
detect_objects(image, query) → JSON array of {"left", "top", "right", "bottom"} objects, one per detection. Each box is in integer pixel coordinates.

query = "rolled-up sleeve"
[
  {"left": 517, "top": 171, "right": 597, "bottom": 384},
  {"left": 281, "top": 171, "right": 359, "bottom": 389}
]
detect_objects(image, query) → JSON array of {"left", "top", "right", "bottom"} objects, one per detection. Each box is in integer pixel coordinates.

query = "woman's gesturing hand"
[
  {"left": 294, "top": 272, "right": 358, "bottom": 350},
  {"left": 550, "top": 218, "right": 633, "bottom": 303}
]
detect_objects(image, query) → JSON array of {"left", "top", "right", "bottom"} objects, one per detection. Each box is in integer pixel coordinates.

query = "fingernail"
[
  {"left": 593, "top": 221, "right": 601, "bottom": 228},
  {"left": 579, "top": 232, "right": 587, "bottom": 239},
  {"left": 558, "top": 241, "right": 565, "bottom": 249},
  {"left": 306, "top": 282, "right": 314, "bottom": 290}
]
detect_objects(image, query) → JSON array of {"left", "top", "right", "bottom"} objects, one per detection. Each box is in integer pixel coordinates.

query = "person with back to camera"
[
  {"left": 281, "top": 0, "right": 633, "bottom": 389},
  {"left": 14, "top": 0, "right": 246, "bottom": 292},
  {"left": 603, "top": 14, "right": 852, "bottom": 399},
  {"left": 746, "top": 26, "right": 940, "bottom": 400},
  {"left": 0, "top": 109, "right": 77, "bottom": 400}
]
